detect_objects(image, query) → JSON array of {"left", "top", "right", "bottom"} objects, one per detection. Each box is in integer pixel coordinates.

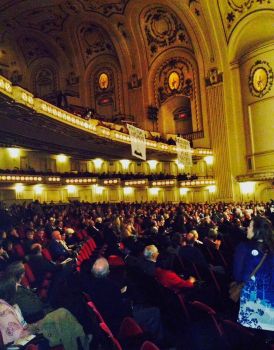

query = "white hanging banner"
[
  {"left": 127, "top": 124, "right": 146, "bottom": 160},
  {"left": 176, "top": 136, "right": 192, "bottom": 166}
]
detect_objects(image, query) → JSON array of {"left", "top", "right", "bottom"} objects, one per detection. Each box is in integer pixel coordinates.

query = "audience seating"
[{"left": 140, "top": 340, "right": 160, "bottom": 350}]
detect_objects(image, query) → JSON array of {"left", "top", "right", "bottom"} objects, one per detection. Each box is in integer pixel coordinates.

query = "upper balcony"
[{"left": 0, "top": 75, "right": 212, "bottom": 160}]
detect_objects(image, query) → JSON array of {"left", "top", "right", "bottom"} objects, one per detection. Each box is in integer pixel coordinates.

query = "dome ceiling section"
[
  {"left": 141, "top": 6, "right": 193, "bottom": 67},
  {"left": 77, "top": 24, "right": 117, "bottom": 68}
]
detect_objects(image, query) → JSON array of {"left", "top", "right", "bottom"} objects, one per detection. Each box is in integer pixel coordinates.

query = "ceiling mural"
[
  {"left": 141, "top": 6, "right": 193, "bottom": 65},
  {"left": 77, "top": 24, "right": 116, "bottom": 67},
  {"left": 217, "top": 0, "right": 273, "bottom": 42}
]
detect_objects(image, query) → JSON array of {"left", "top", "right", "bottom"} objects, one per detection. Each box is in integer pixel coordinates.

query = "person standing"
[{"left": 233, "top": 216, "right": 274, "bottom": 349}]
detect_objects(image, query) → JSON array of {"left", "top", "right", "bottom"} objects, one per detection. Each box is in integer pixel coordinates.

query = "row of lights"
[
  {"left": 103, "top": 179, "right": 119, "bottom": 185},
  {"left": 152, "top": 180, "right": 175, "bottom": 186},
  {"left": 0, "top": 76, "right": 12, "bottom": 94},
  {"left": 124, "top": 180, "right": 146, "bottom": 185},
  {"left": 0, "top": 175, "right": 42, "bottom": 182},
  {"left": 114, "top": 133, "right": 130, "bottom": 142},
  {"left": 40, "top": 102, "right": 96, "bottom": 132},
  {"left": 65, "top": 178, "right": 97, "bottom": 184},
  {"left": 48, "top": 177, "right": 61, "bottom": 182},
  {"left": 13, "top": 182, "right": 259, "bottom": 196},
  {"left": 180, "top": 180, "right": 215, "bottom": 186}
]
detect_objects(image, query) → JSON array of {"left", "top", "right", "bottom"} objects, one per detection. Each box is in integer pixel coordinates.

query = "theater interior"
[
  {"left": 0, "top": 1, "right": 273, "bottom": 350},
  {"left": 0, "top": 0, "right": 273, "bottom": 204}
]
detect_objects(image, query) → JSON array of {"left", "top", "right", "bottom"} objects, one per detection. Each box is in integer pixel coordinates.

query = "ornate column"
[{"left": 206, "top": 69, "right": 234, "bottom": 200}]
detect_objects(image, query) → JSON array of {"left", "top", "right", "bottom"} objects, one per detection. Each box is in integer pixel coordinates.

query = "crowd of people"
[{"left": 0, "top": 200, "right": 273, "bottom": 349}]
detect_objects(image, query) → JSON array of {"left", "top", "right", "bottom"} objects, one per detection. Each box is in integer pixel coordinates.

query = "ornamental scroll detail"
[{"left": 142, "top": 7, "right": 193, "bottom": 63}]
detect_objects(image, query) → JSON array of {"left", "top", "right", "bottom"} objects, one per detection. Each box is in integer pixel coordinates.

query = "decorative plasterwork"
[
  {"left": 18, "top": 36, "right": 52, "bottom": 66},
  {"left": 14, "top": 6, "right": 68, "bottom": 33},
  {"left": 141, "top": 7, "right": 193, "bottom": 65},
  {"left": 248, "top": 60, "right": 273, "bottom": 98},
  {"left": 155, "top": 58, "right": 194, "bottom": 105},
  {"left": 217, "top": 0, "right": 273, "bottom": 43},
  {"left": 205, "top": 68, "right": 223, "bottom": 87},
  {"left": 76, "top": 0, "right": 130, "bottom": 17},
  {"left": 78, "top": 24, "right": 116, "bottom": 67}
]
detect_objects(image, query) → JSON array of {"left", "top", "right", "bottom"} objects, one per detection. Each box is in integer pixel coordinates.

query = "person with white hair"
[{"left": 83, "top": 258, "right": 128, "bottom": 334}]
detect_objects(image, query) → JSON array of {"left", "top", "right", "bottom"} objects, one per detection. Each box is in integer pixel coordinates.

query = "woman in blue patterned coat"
[{"left": 233, "top": 215, "right": 274, "bottom": 348}]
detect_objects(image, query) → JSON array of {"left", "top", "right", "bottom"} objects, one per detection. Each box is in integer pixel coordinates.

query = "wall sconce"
[
  {"left": 147, "top": 160, "right": 158, "bottom": 170},
  {"left": 93, "top": 158, "right": 103, "bottom": 169},
  {"left": 180, "top": 188, "right": 189, "bottom": 195},
  {"left": 120, "top": 159, "right": 131, "bottom": 170},
  {"left": 34, "top": 185, "right": 43, "bottom": 195},
  {"left": 15, "top": 183, "right": 24, "bottom": 193},
  {"left": 207, "top": 185, "right": 216, "bottom": 193},
  {"left": 94, "top": 185, "right": 104, "bottom": 195},
  {"left": 67, "top": 185, "right": 76, "bottom": 195},
  {"left": 123, "top": 187, "right": 133, "bottom": 195},
  {"left": 56, "top": 154, "right": 67, "bottom": 163},
  {"left": 149, "top": 187, "right": 159, "bottom": 195},
  {"left": 240, "top": 182, "right": 255, "bottom": 194},
  {"left": 204, "top": 156, "right": 214, "bottom": 165},
  {"left": 8, "top": 148, "right": 20, "bottom": 158}
]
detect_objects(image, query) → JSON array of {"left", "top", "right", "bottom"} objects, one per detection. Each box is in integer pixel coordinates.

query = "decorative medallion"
[
  {"left": 94, "top": 68, "right": 114, "bottom": 97},
  {"left": 168, "top": 71, "right": 180, "bottom": 90},
  {"left": 249, "top": 60, "right": 273, "bottom": 98},
  {"left": 99, "top": 73, "right": 109, "bottom": 90},
  {"left": 156, "top": 58, "right": 193, "bottom": 105}
]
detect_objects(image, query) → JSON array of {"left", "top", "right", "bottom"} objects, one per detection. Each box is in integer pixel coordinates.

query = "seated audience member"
[
  {"left": 204, "top": 228, "right": 221, "bottom": 250},
  {"left": 179, "top": 232, "right": 209, "bottom": 270},
  {"left": 0, "top": 241, "right": 9, "bottom": 271},
  {"left": 27, "top": 243, "right": 59, "bottom": 287},
  {"left": 189, "top": 230, "right": 203, "bottom": 245},
  {"left": 0, "top": 275, "right": 89, "bottom": 349},
  {"left": 138, "top": 245, "right": 159, "bottom": 276},
  {"left": 5, "top": 261, "right": 47, "bottom": 322},
  {"left": 45, "top": 217, "right": 56, "bottom": 239},
  {"left": 23, "top": 229, "right": 35, "bottom": 254},
  {"left": 48, "top": 230, "right": 71, "bottom": 261},
  {"left": 82, "top": 257, "right": 129, "bottom": 334},
  {"left": 155, "top": 258, "right": 195, "bottom": 293},
  {"left": 34, "top": 228, "right": 47, "bottom": 247},
  {"left": 8, "top": 227, "right": 21, "bottom": 244}
]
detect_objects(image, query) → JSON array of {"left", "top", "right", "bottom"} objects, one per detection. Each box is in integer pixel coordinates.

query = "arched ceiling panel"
[{"left": 140, "top": 5, "right": 194, "bottom": 67}]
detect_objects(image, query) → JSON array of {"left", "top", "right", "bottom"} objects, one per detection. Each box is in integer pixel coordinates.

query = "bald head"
[
  {"left": 52, "top": 230, "right": 62, "bottom": 240},
  {"left": 92, "top": 258, "right": 110, "bottom": 278}
]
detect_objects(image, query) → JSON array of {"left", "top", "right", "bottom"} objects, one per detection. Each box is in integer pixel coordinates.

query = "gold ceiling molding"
[{"left": 217, "top": 0, "right": 274, "bottom": 43}]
